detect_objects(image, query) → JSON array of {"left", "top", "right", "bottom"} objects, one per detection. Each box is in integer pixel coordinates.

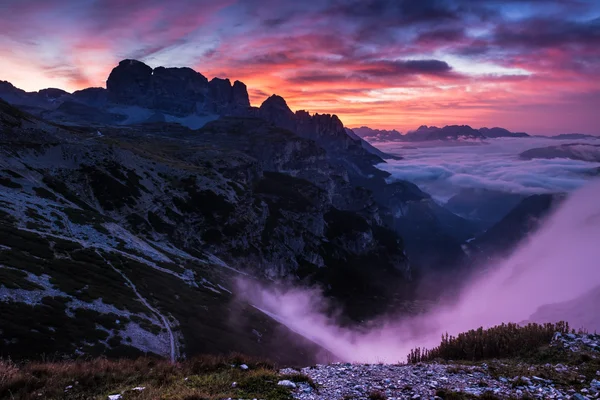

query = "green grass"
[{"left": 0, "top": 355, "right": 307, "bottom": 400}]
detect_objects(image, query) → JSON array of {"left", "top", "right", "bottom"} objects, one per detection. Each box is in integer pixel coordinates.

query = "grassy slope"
[{"left": 0, "top": 355, "right": 313, "bottom": 400}]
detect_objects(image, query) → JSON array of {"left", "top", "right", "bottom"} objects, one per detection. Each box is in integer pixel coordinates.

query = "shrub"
[
  {"left": 408, "top": 322, "right": 571, "bottom": 363},
  {"left": 368, "top": 390, "right": 387, "bottom": 400}
]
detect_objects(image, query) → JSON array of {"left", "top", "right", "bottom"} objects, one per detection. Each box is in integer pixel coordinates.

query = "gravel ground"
[{"left": 280, "top": 333, "right": 600, "bottom": 400}]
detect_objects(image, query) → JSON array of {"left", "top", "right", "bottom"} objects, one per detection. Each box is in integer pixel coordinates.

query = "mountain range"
[
  {"left": 0, "top": 60, "right": 564, "bottom": 362},
  {"left": 353, "top": 126, "right": 599, "bottom": 143},
  {"left": 351, "top": 125, "right": 530, "bottom": 142}
]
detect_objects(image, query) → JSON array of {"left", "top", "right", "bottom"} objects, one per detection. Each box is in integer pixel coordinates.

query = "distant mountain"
[
  {"left": 445, "top": 188, "right": 526, "bottom": 231},
  {"left": 478, "top": 127, "right": 529, "bottom": 138},
  {"left": 403, "top": 125, "right": 484, "bottom": 141},
  {"left": 352, "top": 125, "right": 530, "bottom": 143},
  {"left": 549, "top": 133, "right": 599, "bottom": 140},
  {"left": 520, "top": 143, "right": 600, "bottom": 162},
  {"left": 351, "top": 126, "right": 404, "bottom": 142},
  {"left": 467, "top": 193, "right": 565, "bottom": 257}
]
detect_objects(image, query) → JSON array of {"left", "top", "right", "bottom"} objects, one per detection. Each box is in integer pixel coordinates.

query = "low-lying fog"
[
  {"left": 376, "top": 137, "right": 600, "bottom": 202},
  {"left": 238, "top": 146, "right": 600, "bottom": 362}
]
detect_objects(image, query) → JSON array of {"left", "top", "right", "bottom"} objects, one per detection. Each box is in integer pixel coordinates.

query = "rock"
[
  {"left": 591, "top": 380, "right": 600, "bottom": 389},
  {"left": 232, "top": 382, "right": 237, "bottom": 388},
  {"left": 105, "top": 59, "right": 249, "bottom": 116},
  {"left": 107, "top": 395, "right": 122, "bottom": 400},
  {"left": 277, "top": 380, "right": 297, "bottom": 389},
  {"left": 240, "top": 364, "right": 249, "bottom": 370},
  {"left": 106, "top": 59, "right": 153, "bottom": 105},
  {"left": 573, "top": 394, "right": 589, "bottom": 400}
]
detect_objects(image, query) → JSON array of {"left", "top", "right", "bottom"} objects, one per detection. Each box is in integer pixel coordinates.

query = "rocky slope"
[
  {"left": 0, "top": 59, "right": 507, "bottom": 361},
  {"left": 1, "top": 59, "right": 478, "bottom": 268},
  {"left": 445, "top": 188, "right": 526, "bottom": 231},
  {"left": 466, "top": 193, "right": 565, "bottom": 259},
  {"left": 0, "top": 90, "right": 414, "bottom": 361}
]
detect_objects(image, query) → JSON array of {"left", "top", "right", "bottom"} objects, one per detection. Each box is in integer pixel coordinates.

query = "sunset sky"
[{"left": 1, "top": 0, "right": 599, "bottom": 134}]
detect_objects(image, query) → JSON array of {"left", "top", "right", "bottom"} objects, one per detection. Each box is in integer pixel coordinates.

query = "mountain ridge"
[{"left": 352, "top": 124, "right": 530, "bottom": 142}]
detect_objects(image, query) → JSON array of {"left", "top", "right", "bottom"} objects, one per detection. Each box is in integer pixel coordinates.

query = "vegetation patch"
[
  {"left": 0, "top": 267, "right": 43, "bottom": 290},
  {"left": 33, "top": 186, "right": 58, "bottom": 201},
  {"left": 0, "top": 355, "right": 305, "bottom": 400},
  {"left": 2, "top": 169, "right": 24, "bottom": 179},
  {"left": 80, "top": 164, "right": 142, "bottom": 211},
  {"left": 408, "top": 322, "right": 571, "bottom": 363},
  {"left": 42, "top": 175, "right": 92, "bottom": 210},
  {"left": 172, "top": 176, "right": 234, "bottom": 221},
  {"left": 0, "top": 177, "right": 22, "bottom": 189}
]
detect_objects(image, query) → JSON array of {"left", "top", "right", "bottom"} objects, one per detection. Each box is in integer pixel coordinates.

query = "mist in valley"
[{"left": 237, "top": 179, "right": 600, "bottom": 363}]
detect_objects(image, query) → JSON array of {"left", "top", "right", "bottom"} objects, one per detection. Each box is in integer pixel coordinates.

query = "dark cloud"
[
  {"left": 325, "top": 0, "right": 461, "bottom": 24},
  {"left": 287, "top": 59, "right": 454, "bottom": 85},
  {"left": 493, "top": 17, "right": 600, "bottom": 48}
]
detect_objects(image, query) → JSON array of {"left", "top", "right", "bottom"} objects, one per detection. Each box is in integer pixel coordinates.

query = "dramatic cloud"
[
  {"left": 0, "top": 0, "right": 599, "bottom": 134},
  {"left": 376, "top": 138, "right": 600, "bottom": 201}
]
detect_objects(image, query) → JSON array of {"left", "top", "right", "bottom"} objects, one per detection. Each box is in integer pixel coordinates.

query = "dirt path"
[{"left": 98, "top": 251, "right": 178, "bottom": 362}]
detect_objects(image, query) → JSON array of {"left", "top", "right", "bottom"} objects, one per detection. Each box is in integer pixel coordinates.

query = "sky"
[{"left": 0, "top": 0, "right": 599, "bottom": 134}]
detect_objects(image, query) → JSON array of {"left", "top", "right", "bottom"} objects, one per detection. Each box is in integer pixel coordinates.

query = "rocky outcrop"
[
  {"left": 467, "top": 193, "right": 565, "bottom": 257},
  {"left": 105, "top": 59, "right": 250, "bottom": 116},
  {"left": 257, "top": 95, "right": 388, "bottom": 183},
  {"left": 106, "top": 59, "right": 154, "bottom": 105}
]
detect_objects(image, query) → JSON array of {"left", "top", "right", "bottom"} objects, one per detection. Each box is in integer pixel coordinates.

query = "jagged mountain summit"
[
  {"left": 0, "top": 60, "right": 487, "bottom": 362},
  {"left": 0, "top": 60, "right": 476, "bottom": 269},
  {"left": 350, "top": 126, "right": 404, "bottom": 142}
]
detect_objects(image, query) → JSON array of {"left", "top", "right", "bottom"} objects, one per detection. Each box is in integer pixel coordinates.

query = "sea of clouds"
[
  {"left": 237, "top": 180, "right": 600, "bottom": 362},
  {"left": 375, "top": 137, "right": 600, "bottom": 201}
]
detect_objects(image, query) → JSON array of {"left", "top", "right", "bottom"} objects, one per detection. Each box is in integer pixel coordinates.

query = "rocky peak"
[
  {"left": 105, "top": 59, "right": 250, "bottom": 116},
  {"left": 260, "top": 95, "right": 293, "bottom": 114},
  {"left": 106, "top": 59, "right": 153, "bottom": 105},
  {"left": 0, "top": 80, "right": 27, "bottom": 102},
  {"left": 259, "top": 95, "right": 296, "bottom": 131},
  {"left": 37, "top": 88, "right": 69, "bottom": 99},
  {"left": 232, "top": 80, "right": 250, "bottom": 108},
  {"left": 71, "top": 87, "right": 108, "bottom": 107}
]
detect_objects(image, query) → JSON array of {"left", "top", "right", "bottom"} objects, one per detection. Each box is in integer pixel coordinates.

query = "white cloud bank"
[{"left": 375, "top": 137, "right": 600, "bottom": 201}]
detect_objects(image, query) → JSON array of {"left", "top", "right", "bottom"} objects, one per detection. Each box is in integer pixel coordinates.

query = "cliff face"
[{"left": 106, "top": 60, "right": 250, "bottom": 116}]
